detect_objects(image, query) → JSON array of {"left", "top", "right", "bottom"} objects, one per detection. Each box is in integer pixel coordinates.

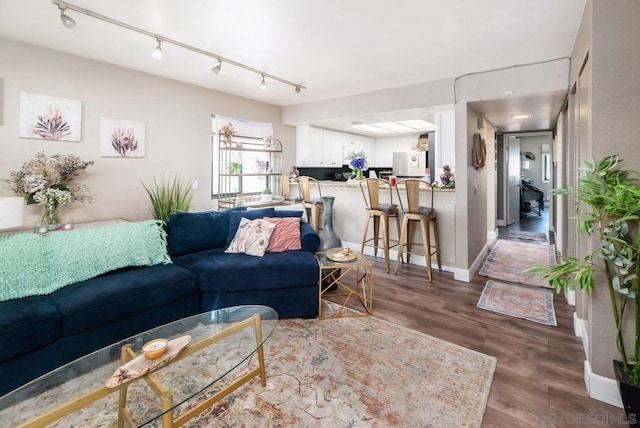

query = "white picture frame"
[
  {"left": 19, "top": 91, "right": 82, "bottom": 142},
  {"left": 100, "top": 117, "right": 146, "bottom": 158}
]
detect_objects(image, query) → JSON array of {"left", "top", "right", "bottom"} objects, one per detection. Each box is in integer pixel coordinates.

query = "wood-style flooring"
[{"left": 341, "top": 211, "right": 627, "bottom": 427}]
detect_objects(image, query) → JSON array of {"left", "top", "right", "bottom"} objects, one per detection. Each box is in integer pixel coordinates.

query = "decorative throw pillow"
[
  {"left": 225, "top": 217, "right": 276, "bottom": 257},
  {"left": 226, "top": 207, "right": 275, "bottom": 244},
  {"left": 263, "top": 217, "right": 302, "bottom": 252}
]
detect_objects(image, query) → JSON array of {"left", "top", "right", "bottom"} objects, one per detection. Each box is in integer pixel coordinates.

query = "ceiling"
[{"left": 0, "top": 0, "right": 586, "bottom": 133}]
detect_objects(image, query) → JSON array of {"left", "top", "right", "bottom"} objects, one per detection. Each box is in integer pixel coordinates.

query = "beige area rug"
[
  {"left": 478, "top": 280, "right": 557, "bottom": 326},
  {"left": 509, "top": 230, "right": 548, "bottom": 242},
  {"left": 479, "top": 239, "right": 555, "bottom": 288},
  {"left": 24, "top": 309, "right": 497, "bottom": 428}
]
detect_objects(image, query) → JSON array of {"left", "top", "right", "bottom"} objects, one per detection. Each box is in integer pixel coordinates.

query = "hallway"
[{"left": 498, "top": 207, "right": 550, "bottom": 242}]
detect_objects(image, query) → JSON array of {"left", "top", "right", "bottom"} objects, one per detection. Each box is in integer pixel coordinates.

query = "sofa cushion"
[
  {"left": 174, "top": 248, "right": 319, "bottom": 293},
  {"left": 0, "top": 295, "right": 60, "bottom": 362},
  {"left": 48, "top": 264, "right": 198, "bottom": 336},
  {"left": 168, "top": 210, "right": 235, "bottom": 257},
  {"left": 226, "top": 208, "right": 275, "bottom": 244}
]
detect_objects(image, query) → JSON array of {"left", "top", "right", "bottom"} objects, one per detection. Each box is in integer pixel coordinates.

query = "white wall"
[{"left": 0, "top": 39, "right": 294, "bottom": 225}]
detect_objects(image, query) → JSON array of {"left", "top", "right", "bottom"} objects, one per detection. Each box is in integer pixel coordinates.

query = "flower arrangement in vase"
[
  {"left": 3, "top": 152, "right": 94, "bottom": 228},
  {"left": 220, "top": 123, "right": 235, "bottom": 146},
  {"left": 345, "top": 150, "right": 368, "bottom": 180}
]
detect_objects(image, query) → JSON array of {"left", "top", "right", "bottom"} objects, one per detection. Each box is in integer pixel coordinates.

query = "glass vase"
[
  {"left": 355, "top": 169, "right": 364, "bottom": 180},
  {"left": 41, "top": 205, "right": 61, "bottom": 230}
]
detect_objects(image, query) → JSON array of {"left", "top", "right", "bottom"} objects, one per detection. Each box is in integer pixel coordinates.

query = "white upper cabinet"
[
  {"left": 322, "top": 129, "right": 344, "bottom": 166},
  {"left": 436, "top": 110, "right": 456, "bottom": 169}
]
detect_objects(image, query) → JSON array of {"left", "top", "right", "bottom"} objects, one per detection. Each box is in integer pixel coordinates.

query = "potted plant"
[
  {"left": 142, "top": 174, "right": 194, "bottom": 223},
  {"left": 227, "top": 162, "right": 241, "bottom": 174},
  {"left": 261, "top": 187, "right": 273, "bottom": 202},
  {"left": 528, "top": 155, "right": 640, "bottom": 422}
]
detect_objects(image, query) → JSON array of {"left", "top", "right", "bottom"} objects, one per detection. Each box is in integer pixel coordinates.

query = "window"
[
  {"left": 542, "top": 152, "right": 551, "bottom": 183},
  {"left": 211, "top": 115, "right": 274, "bottom": 199}
]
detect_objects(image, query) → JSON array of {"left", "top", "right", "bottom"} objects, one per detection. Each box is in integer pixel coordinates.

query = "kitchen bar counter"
[{"left": 289, "top": 179, "right": 456, "bottom": 270}]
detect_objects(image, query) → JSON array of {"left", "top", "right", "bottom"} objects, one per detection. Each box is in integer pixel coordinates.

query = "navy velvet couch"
[{"left": 0, "top": 207, "right": 319, "bottom": 396}]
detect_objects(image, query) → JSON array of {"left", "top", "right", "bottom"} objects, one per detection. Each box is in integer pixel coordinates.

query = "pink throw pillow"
[{"left": 263, "top": 217, "right": 302, "bottom": 252}]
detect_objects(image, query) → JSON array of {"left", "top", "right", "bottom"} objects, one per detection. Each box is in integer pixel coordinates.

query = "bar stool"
[
  {"left": 297, "top": 176, "right": 324, "bottom": 232},
  {"left": 280, "top": 174, "right": 303, "bottom": 205},
  {"left": 394, "top": 179, "right": 441, "bottom": 282},
  {"left": 359, "top": 178, "right": 401, "bottom": 273}
]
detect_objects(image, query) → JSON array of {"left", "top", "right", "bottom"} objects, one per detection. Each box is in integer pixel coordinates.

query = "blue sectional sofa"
[{"left": 0, "top": 207, "right": 319, "bottom": 396}]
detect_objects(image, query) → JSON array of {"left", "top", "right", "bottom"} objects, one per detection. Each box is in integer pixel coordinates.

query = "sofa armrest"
[{"left": 300, "top": 223, "right": 320, "bottom": 252}]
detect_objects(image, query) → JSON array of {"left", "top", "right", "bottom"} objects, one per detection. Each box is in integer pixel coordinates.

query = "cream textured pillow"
[
  {"left": 263, "top": 217, "right": 302, "bottom": 252},
  {"left": 225, "top": 217, "right": 276, "bottom": 257}
]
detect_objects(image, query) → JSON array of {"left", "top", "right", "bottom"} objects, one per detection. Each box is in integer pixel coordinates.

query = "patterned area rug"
[
  {"left": 477, "top": 280, "right": 557, "bottom": 326},
  {"left": 479, "top": 239, "right": 555, "bottom": 288},
  {"left": 509, "top": 230, "right": 548, "bottom": 242},
  {"left": 22, "top": 312, "right": 497, "bottom": 428}
]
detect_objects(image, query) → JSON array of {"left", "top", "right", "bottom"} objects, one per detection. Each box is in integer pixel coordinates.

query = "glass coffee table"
[{"left": 0, "top": 305, "right": 277, "bottom": 427}]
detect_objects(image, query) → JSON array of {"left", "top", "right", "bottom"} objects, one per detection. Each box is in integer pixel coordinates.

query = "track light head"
[
  {"left": 295, "top": 86, "right": 301, "bottom": 93},
  {"left": 59, "top": 6, "right": 76, "bottom": 29},
  {"left": 211, "top": 59, "right": 222, "bottom": 75},
  {"left": 152, "top": 38, "right": 163, "bottom": 59},
  {"left": 260, "top": 75, "right": 267, "bottom": 90}
]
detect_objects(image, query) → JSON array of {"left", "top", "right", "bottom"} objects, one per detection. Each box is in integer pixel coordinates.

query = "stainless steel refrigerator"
[{"left": 392, "top": 151, "right": 427, "bottom": 178}]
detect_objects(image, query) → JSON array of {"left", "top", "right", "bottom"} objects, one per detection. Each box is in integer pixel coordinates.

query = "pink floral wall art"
[
  {"left": 19, "top": 92, "right": 82, "bottom": 142},
  {"left": 100, "top": 117, "right": 146, "bottom": 158}
]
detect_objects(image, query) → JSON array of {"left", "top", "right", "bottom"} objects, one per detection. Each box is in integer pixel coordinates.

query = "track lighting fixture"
[
  {"left": 51, "top": 0, "right": 306, "bottom": 93},
  {"left": 151, "top": 38, "right": 163, "bottom": 59},
  {"left": 211, "top": 59, "right": 222, "bottom": 75},
  {"left": 58, "top": 5, "right": 76, "bottom": 29}
]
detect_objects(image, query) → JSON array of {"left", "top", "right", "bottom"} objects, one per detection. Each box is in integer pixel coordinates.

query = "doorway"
[{"left": 499, "top": 131, "right": 553, "bottom": 240}]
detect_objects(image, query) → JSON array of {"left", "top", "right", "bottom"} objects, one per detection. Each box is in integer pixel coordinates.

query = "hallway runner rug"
[
  {"left": 509, "top": 230, "right": 548, "bottom": 242},
  {"left": 479, "top": 239, "right": 555, "bottom": 288},
  {"left": 14, "top": 309, "right": 497, "bottom": 428},
  {"left": 477, "top": 280, "right": 557, "bottom": 326}
]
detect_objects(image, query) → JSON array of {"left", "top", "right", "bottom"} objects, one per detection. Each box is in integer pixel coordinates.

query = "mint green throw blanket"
[{"left": 0, "top": 220, "right": 171, "bottom": 302}]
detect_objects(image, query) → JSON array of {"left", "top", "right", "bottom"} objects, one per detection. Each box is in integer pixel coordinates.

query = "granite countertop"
[{"left": 312, "top": 179, "right": 456, "bottom": 192}]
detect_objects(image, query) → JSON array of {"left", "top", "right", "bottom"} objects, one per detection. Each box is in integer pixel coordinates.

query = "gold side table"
[{"left": 315, "top": 249, "right": 373, "bottom": 319}]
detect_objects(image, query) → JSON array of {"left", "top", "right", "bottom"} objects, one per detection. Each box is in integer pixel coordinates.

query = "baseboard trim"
[
  {"left": 345, "top": 241, "right": 460, "bottom": 278},
  {"left": 573, "top": 314, "right": 622, "bottom": 408},
  {"left": 584, "top": 359, "right": 623, "bottom": 408},
  {"left": 487, "top": 229, "right": 499, "bottom": 241},
  {"left": 344, "top": 240, "right": 489, "bottom": 284},
  {"left": 496, "top": 219, "right": 506, "bottom": 227}
]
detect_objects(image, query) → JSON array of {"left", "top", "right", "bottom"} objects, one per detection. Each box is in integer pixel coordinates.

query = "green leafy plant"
[
  {"left": 142, "top": 174, "right": 194, "bottom": 223},
  {"left": 262, "top": 187, "right": 272, "bottom": 195},
  {"left": 228, "top": 162, "right": 241, "bottom": 174},
  {"left": 528, "top": 155, "right": 640, "bottom": 383}
]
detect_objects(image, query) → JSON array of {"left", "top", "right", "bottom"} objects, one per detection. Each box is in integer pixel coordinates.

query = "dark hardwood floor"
[{"left": 343, "top": 212, "right": 627, "bottom": 427}]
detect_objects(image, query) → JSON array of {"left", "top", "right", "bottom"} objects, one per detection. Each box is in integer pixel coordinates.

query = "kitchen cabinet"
[
  {"left": 342, "top": 134, "right": 375, "bottom": 166},
  {"left": 296, "top": 126, "right": 345, "bottom": 167}
]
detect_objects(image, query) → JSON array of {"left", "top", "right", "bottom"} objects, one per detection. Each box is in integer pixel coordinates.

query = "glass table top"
[{"left": 0, "top": 305, "right": 278, "bottom": 427}]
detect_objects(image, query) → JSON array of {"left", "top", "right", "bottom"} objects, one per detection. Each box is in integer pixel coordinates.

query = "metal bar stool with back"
[
  {"left": 297, "top": 176, "right": 324, "bottom": 232},
  {"left": 394, "top": 179, "right": 441, "bottom": 282},
  {"left": 359, "top": 178, "right": 401, "bottom": 273}
]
